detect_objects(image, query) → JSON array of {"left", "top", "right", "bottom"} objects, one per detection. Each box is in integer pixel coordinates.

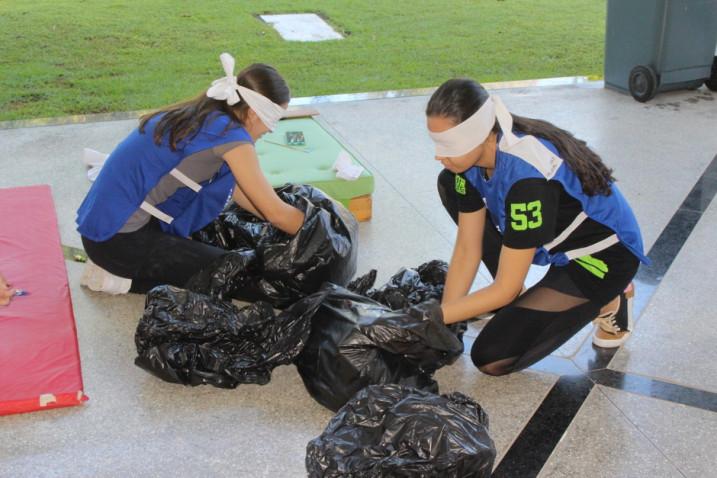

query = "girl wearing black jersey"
[{"left": 427, "top": 79, "right": 648, "bottom": 376}]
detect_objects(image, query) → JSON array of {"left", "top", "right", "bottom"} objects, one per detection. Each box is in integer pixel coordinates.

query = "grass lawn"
[{"left": 0, "top": 0, "right": 605, "bottom": 121}]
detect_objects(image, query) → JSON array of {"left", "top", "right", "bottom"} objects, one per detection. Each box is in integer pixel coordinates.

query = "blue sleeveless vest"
[
  {"left": 463, "top": 134, "right": 649, "bottom": 266},
  {"left": 76, "top": 112, "right": 252, "bottom": 241}
]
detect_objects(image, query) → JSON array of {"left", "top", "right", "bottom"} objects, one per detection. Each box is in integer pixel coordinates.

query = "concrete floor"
[{"left": 1, "top": 83, "right": 716, "bottom": 477}]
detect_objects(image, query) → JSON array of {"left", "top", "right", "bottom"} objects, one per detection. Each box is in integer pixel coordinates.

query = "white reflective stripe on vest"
[
  {"left": 137, "top": 168, "right": 203, "bottom": 225},
  {"left": 563, "top": 234, "right": 620, "bottom": 261},
  {"left": 140, "top": 201, "right": 174, "bottom": 224},
  {"left": 169, "top": 168, "right": 203, "bottom": 192},
  {"left": 544, "top": 212, "right": 588, "bottom": 251}
]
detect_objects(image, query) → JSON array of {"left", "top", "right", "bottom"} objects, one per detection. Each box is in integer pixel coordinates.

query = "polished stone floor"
[{"left": 1, "top": 82, "right": 716, "bottom": 477}]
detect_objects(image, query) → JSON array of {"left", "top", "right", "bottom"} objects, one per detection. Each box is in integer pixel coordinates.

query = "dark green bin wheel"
[
  {"left": 705, "top": 56, "right": 717, "bottom": 92},
  {"left": 629, "top": 65, "right": 659, "bottom": 102}
]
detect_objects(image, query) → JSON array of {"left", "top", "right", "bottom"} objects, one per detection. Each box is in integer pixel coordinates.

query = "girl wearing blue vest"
[
  {"left": 76, "top": 54, "right": 304, "bottom": 294},
  {"left": 426, "top": 79, "right": 648, "bottom": 376}
]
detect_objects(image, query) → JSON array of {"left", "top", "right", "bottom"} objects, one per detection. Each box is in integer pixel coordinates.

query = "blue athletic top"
[
  {"left": 462, "top": 134, "right": 649, "bottom": 267},
  {"left": 76, "top": 112, "right": 252, "bottom": 241}
]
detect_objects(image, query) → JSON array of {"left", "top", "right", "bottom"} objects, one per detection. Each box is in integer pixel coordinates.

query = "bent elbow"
[{"left": 493, "top": 282, "right": 523, "bottom": 307}]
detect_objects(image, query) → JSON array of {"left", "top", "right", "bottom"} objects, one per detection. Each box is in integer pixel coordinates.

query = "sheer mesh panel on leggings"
[{"left": 471, "top": 268, "right": 600, "bottom": 375}]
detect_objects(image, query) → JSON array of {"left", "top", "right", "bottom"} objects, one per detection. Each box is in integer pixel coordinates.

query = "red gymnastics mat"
[{"left": 0, "top": 185, "right": 88, "bottom": 415}]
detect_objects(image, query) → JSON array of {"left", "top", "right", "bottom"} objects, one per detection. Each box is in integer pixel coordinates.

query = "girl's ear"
[{"left": 244, "top": 107, "right": 260, "bottom": 126}]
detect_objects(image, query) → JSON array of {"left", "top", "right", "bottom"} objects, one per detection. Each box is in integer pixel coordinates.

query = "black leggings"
[
  {"left": 437, "top": 169, "right": 637, "bottom": 376},
  {"left": 81, "top": 219, "right": 227, "bottom": 294}
]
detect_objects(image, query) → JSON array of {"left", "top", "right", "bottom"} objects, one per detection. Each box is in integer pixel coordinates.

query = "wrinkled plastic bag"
[
  {"left": 135, "top": 285, "right": 327, "bottom": 388},
  {"left": 348, "top": 260, "right": 449, "bottom": 310},
  {"left": 306, "top": 384, "right": 496, "bottom": 478},
  {"left": 294, "top": 283, "right": 465, "bottom": 411},
  {"left": 188, "top": 184, "right": 358, "bottom": 308}
]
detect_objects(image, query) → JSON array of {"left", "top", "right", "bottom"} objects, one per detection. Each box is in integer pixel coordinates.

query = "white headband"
[
  {"left": 428, "top": 93, "right": 563, "bottom": 179},
  {"left": 429, "top": 97, "right": 496, "bottom": 157},
  {"left": 206, "top": 53, "right": 286, "bottom": 131}
]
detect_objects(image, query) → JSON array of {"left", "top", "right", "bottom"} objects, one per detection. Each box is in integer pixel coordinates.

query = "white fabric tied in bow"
[
  {"left": 206, "top": 53, "right": 286, "bottom": 131},
  {"left": 428, "top": 94, "right": 563, "bottom": 179}
]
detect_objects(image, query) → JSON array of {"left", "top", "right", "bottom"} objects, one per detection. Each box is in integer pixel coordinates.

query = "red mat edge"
[{"left": 0, "top": 391, "right": 89, "bottom": 416}]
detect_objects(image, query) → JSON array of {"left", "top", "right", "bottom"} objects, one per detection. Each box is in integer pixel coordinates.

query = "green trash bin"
[{"left": 604, "top": 0, "right": 717, "bottom": 102}]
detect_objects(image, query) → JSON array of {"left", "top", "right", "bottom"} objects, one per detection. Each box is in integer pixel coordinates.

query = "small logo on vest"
[{"left": 455, "top": 175, "right": 467, "bottom": 195}]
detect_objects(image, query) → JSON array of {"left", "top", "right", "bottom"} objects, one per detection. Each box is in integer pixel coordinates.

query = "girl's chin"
[
  {"left": 442, "top": 160, "right": 471, "bottom": 174},
  {"left": 449, "top": 165, "right": 470, "bottom": 174}
]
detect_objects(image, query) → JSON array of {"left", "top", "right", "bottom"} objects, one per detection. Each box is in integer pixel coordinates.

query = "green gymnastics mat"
[{"left": 255, "top": 116, "right": 374, "bottom": 220}]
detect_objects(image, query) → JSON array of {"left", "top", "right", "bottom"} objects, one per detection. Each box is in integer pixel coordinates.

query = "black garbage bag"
[
  {"left": 348, "top": 260, "right": 449, "bottom": 310},
  {"left": 306, "top": 384, "right": 496, "bottom": 478},
  {"left": 294, "top": 284, "right": 464, "bottom": 411},
  {"left": 188, "top": 184, "right": 358, "bottom": 308},
  {"left": 135, "top": 285, "right": 327, "bottom": 388}
]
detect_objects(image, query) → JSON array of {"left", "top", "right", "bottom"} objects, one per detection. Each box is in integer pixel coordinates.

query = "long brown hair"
[
  {"left": 426, "top": 78, "right": 614, "bottom": 196},
  {"left": 139, "top": 63, "right": 290, "bottom": 151}
]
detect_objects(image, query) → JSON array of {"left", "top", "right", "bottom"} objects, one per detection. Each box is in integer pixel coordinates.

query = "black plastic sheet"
[
  {"left": 294, "top": 283, "right": 464, "bottom": 411},
  {"left": 348, "top": 260, "right": 449, "bottom": 310},
  {"left": 188, "top": 184, "right": 358, "bottom": 308},
  {"left": 135, "top": 285, "right": 327, "bottom": 388},
  {"left": 306, "top": 384, "right": 496, "bottom": 478}
]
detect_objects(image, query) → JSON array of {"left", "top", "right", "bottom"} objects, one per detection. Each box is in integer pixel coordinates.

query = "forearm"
[
  {"left": 442, "top": 245, "right": 534, "bottom": 324},
  {"left": 441, "top": 282, "right": 517, "bottom": 324},
  {"left": 442, "top": 246, "right": 481, "bottom": 305},
  {"left": 233, "top": 184, "right": 265, "bottom": 220},
  {"left": 270, "top": 204, "right": 305, "bottom": 235},
  {"left": 225, "top": 145, "right": 304, "bottom": 234},
  {"left": 232, "top": 183, "right": 303, "bottom": 234}
]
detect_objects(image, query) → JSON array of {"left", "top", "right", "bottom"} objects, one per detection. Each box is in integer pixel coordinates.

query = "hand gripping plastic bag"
[
  {"left": 135, "top": 285, "right": 327, "bottom": 388},
  {"left": 294, "top": 284, "right": 464, "bottom": 411},
  {"left": 306, "top": 384, "right": 496, "bottom": 478},
  {"left": 188, "top": 184, "right": 358, "bottom": 308}
]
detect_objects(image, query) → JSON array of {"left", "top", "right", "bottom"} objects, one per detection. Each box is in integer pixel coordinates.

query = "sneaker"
[
  {"left": 80, "top": 260, "right": 132, "bottom": 295},
  {"left": 592, "top": 283, "right": 634, "bottom": 348}
]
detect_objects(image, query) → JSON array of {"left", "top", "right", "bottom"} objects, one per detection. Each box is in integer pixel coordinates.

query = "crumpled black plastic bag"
[
  {"left": 188, "top": 184, "right": 358, "bottom": 308},
  {"left": 306, "top": 384, "right": 496, "bottom": 478},
  {"left": 348, "top": 260, "right": 449, "bottom": 310},
  {"left": 135, "top": 285, "right": 327, "bottom": 388},
  {"left": 294, "top": 283, "right": 464, "bottom": 411}
]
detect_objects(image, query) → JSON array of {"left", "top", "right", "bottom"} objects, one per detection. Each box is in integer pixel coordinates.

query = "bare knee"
[
  {"left": 477, "top": 361, "right": 512, "bottom": 376},
  {"left": 473, "top": 353, "right": 518, "bottom": 376}
]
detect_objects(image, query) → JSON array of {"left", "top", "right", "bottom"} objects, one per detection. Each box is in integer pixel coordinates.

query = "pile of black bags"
[
  {"left": 136, "top": 257, "right": 467, "bottom": 406},
  {"left": 294, "top": 283, "right": 465, "bottom": 411},
  {"left": 131, "top": 181, "right": 494, "bottom": 476},
  {"left": 135, "top": 285, "right": 326, "bottom": 388},
  {"left": 188, "top": 184, "right": 358, "bottom": 308},
  {"left": 306, "top": 384, "right": 496, "bottom": 477}
]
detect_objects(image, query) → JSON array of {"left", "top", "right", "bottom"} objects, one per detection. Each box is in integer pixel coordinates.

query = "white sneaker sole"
[
  {"left": 592, "top": 285, "right": 634, "bottom": 348},
  {"left": 592, "top": 325, "right": 631, "bottom": 348}
]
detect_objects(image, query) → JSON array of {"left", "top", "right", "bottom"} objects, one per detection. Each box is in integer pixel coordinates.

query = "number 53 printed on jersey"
[{"left": 510, "top": 200, "right": 543, "bottom": 231}]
